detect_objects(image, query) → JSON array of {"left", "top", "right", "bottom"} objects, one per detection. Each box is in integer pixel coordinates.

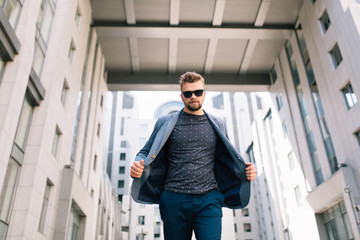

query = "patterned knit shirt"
[{"left": 163, "top": 111, "right": 218, "bottom": 194}]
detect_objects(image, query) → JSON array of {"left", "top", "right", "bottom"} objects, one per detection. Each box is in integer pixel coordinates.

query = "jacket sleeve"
[{"left": 135, "top": 116, "right": 167, "bottom": 162}]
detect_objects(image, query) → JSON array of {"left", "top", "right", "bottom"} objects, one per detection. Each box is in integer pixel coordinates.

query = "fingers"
[
  {"left": 130, "top": 160, "right": 145, "bottom": 178},
  {"left": 245, "top": 163, "right": 257, "bottom": 181}
]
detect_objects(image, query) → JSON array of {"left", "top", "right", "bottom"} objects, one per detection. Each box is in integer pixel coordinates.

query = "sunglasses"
[{"left": 182, "top": 89, "right": 204, "bottom": 98}]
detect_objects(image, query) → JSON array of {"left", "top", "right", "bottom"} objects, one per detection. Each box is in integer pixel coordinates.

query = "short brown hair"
[{"left": 179, "top": 72, "right": 205, "bottom": 90}]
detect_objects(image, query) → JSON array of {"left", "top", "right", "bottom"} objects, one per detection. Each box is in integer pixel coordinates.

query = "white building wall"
[{"left": 0, "top": 1, "right": 121, "bottom": 240}]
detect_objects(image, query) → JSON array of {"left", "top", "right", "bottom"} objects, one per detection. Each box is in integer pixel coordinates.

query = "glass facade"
[
  {"left": 296, "top": 28, "right": 338, "bottom": 174},
  {"left": 285, "top": 41, "right": 324, "bottom": 185}
]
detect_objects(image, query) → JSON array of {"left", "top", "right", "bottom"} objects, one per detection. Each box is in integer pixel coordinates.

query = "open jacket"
[{"left": 131, "top": 109, "right": 251, "bottom": 209}]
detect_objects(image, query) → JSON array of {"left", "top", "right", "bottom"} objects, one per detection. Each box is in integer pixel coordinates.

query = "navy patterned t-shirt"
[{"left": 163, "top": 111, "right": 218, "bottom": 194}]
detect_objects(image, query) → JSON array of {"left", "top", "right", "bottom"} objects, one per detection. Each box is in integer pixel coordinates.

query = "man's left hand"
[{"left": 245, "top": 163, "right": 257, "bottom": 181}]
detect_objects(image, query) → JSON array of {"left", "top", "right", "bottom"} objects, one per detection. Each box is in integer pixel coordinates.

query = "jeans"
[{"left": 159, "top": 189, "right": 224, "bottom": 240}]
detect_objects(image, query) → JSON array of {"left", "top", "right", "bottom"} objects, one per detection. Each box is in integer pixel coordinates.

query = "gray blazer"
[{"left": 131, "top": 109, "right": 251, "bottom": 209}]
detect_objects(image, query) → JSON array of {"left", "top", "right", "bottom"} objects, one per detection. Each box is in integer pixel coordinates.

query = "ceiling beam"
[
  {"left": 124, "top": 0, "right": 136, "bottom": 24},
  {"left": 239, "top": 39, "right": 258, "bottom": 74},
  {"left": 170, "top": 0, "right": 180, "bottom": 25},
  {"left": 212, "top": 0, "right": 226, "bottom": 26},
  {"left": 204, "top": 38, "right": 218, "bottom": 74},
  {"left": 254, "top": 0, "right": 272, "bottom": 27},
  {"left": 95, "top": 26, "right": 292, "bottom": 40},
  {"left": 129, "top": 36, "right": 140, "bottom": 72},
  {"left": 106, "top": 72, "right": 271, "bottom": 92}
]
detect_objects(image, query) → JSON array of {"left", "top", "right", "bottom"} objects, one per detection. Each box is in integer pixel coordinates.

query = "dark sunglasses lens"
[
  {"left": 183, "top": 91, "right": 192, "bottom": 98},
  {"left": 194, "top": 90, "right": 204, "bottom": 96}
]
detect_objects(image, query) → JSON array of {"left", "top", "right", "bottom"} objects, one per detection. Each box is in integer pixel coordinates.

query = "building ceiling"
[{"left": 90, "top": 0, "right": 303, "bottom": 91}]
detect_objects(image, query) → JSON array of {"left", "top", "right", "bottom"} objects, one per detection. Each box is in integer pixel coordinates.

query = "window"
[
  {"left": 294, "top": 186, "right": 301, "bottom": 206},
  {"left": 75, "top": 6, "right": 81, "bottom": 27},
  {"left": 329, "top": 43, "right": 343, "bottom": 68},
  {"left": 36, "top": 0, "right": 56, "bottom": 44},
  {"left": 270, "top": 65, "right": 278, "bottom": 84},
  {"left": 213, "top": 93, "right": 224, "bottom": 109},
  {"left": 0, "top": 55, "right": 6, "bottom": 81},
  {"left": 234, "top": 223, "right": 237, "bottom": 233},
  {"left": 0, "top": 158, "right": 21, "bottom": 227},
  {"left": 355, "top": 131, "right": 360, "bottom": 146},
  {"left": 68, "top": 39, "right": 76, "bottom": 63},
  {"left": 321, "top": 201, "right": 354, "bottom": 240},
  {"left": 61, "top": 80, "right": 69, "bottom": 106},
  {"left": 342, "top": 83, "right": 357, "bottom": 109},
  {"left": 120, "top": 117, "right": 125, "bottom": 135},
  {"left": 244, "top": 223, "right": 251, "bottom": 232},
  {"left": 100, "top": 94, "right": 104, "bottom": 108},
  {"left": 120, "top": 141, "right": 127, "bottom": 148},
  {"left": 319, "top": 9, "right": 331, "bottom": 33},
  {"left": 32, "top": 39, "right": 46, "bottom": 78},
  {"left": 276, "top": 93, "right": 283, "bottom": 110},
  {"left": 93, "top": 155, "right": 97, "bottom": 171},
  {"left": 67, "top": 203, "right": 85, "bottom": 240},
  {"left": 122, "top": 93, "right": 134, "bottom": 109},
  {"left": 256, "top": 96, "right": 262, "bottom": 109},
  {"left": 242, "top": 208, "right": 249, "bottom": 217},
  {"left": 1, "top": 0, "right": 22, "bottom": 28},
  {"left": 97, "top": 123, "right": 101, "bottom": 137},
  {"left": 119, "top": 166, "right": 125, "bottom": 174},
  {"left": 117, "top": 180, "right": 124, "bottom": 188},
  {"left": 282, "top": 120, "right": 288, "bottom": 138},
  {"left": 138, "top": 216, "right": 145, "bottom": 225},
  {"left": 51, "top": 126, "right": 61, "bottom": 158},
  {"left": 38, "top": 180, "right": 52, "bottom": 234},
  {"left": 288, "top": 151, "right": 296, "bottom": 171},
  {"left": 120, "top": 153, "right": 126, "bottom": 161}
]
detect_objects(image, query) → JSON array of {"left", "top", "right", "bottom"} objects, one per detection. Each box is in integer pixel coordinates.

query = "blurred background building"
[{"left": 0, "top": 0, "right": 359, "bottom": 240}]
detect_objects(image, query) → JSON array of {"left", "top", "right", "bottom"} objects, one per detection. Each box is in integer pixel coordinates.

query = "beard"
[{"left": 185, "top": 101, "right": 202, "bottom": 112}]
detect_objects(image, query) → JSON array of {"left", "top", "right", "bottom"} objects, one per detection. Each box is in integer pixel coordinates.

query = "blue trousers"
[{"left": 159, "top": 189, "right": 224, "bottom": 240}]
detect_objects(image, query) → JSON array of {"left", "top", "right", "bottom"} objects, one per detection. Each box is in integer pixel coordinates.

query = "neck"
[{"left": 183, "top": 107, "right": 204, "bottom": 115}]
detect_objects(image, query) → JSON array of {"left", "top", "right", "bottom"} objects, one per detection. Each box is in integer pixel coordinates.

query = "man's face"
[{"left": 180, "top": 80, "right": 206, "bottom": 112}]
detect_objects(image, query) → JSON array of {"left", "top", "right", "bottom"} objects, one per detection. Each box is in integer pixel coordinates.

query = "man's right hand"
[{"left": 130, "top": 160, "right": 144, "bottom": 178}]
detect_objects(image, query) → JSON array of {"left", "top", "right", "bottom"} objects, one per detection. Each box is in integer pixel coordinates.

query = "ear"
[{"left": 180, "top": 93, "right": 184, "bottom": 102}]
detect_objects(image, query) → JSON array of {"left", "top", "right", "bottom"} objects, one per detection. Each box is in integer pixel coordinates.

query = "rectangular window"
[
  {"left": 282, "top": 120, "right": 288, "bottom": 138},
  {"left": 319, "top": 9, "right": 331, "bottom": 33},
  {"left": 51, "top": 126, "right": 61, "bottom": 158},
  {"left": 342, "top": 83, "right": 357, "bottom": 109},
  {"left": 14, "top": 95, "right": 34, "bottom": 150},
  {"left": 138, "top": 216, "right": 145, "bottom": 225},
  {"left": 0, "top": 158, "right": 21, "bottom": 223},
  {"left": 36, "top": 0, "right": 56, "bottom": 44},
  {"left": 244, "top": 223, "right": 251, "bottom": 232},
  {"left": 117, "top": 180, "right": 124, "bottom": 188},
  {"left": 120, "top": 141, "right": 127, "bottom": 148},
  {"left": 355, "top": 131, "right": 360, "bottom": 146},
  {"left": 120, "top": 153, "right": 126, "bottom": 161},
  {"left": 321, "top": 201, "right": 354, "bottom": 240},
  {"left": 294, "top": 186, "right": 301, "bottom": 206},
  {"left": 288, "top": 151, "right": 296, "bottom": 171},
  {"left": 234, "top": 223, "right": 237, "bottom": 233},
  {"left": 32, "top": 39, "right": 46, "bottom": 78},
  {"left": 100, "top": 94, "right": 104, "bottom": 108},
  {"left": 1, "top": 0, "right": 22, "bottom": 28},
  {"left": 38, "top": 180, "right": 52, "bottom": 234},
  {"left": 75, "top": 6, "right": 81, "bottom": 27},
  {"left": 329, "top": 43, "right": 343, "bottom": 68},
  {"left": 0, "top": 55, "right": 6, "bottom": 82},
  {"left": 93, "top": 155, "right": 97, "bottom": 171},
  {"left": 270, "top": 65, "right": 278, "bottom": 84},
  {"left": 276, "top": 93, "right": 283, "bottom": 110},
  {"left": 242, "top": 208, "right": 249, "bottom": 217},
  {"left": 119, "top": 166, "right": 125, "bottom": 174},
  {"left": 97, "top": 123, "right": 101, "bottom": 137},
  {"left": 120, "top": 117, "right": 125, "bottom": 135},
  {"left": 68, "top": 39, "right": 76, "bottom": 63},
  {"left": 61, "top": 79, "right": 69, "bottom": 107},
  {"left": 67, "top": 204, "right": 84, "bottom": 240}
]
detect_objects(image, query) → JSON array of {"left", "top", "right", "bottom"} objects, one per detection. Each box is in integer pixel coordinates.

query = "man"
[{"left": 130, "top": 72, "right": 257, "bottom": 240}]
